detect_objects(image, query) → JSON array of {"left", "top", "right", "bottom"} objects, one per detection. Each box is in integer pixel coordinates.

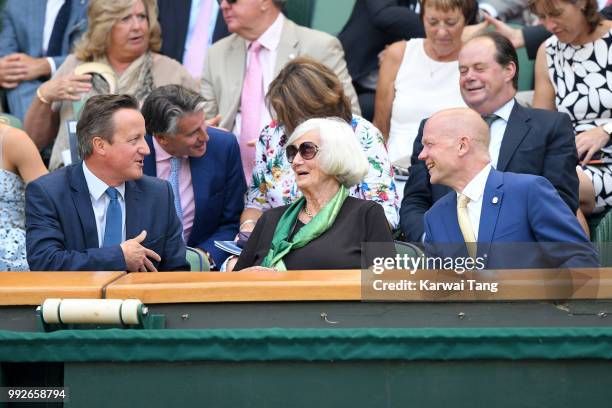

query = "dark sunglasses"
[{"left": 286, "top": 142, "right": 320, "bottom": 164}]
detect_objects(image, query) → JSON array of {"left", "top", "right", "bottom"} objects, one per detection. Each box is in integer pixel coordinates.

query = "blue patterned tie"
[
  {"left": 103, "top": 187, "right": 122, "bottom": 247},
  {"left": 169, "top": 157, "right": 183, "bottom": 220}
]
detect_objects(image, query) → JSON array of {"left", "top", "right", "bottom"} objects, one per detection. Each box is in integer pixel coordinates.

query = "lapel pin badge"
[{"left": 492, "top": 196, "right": 499, "bottom": 204}]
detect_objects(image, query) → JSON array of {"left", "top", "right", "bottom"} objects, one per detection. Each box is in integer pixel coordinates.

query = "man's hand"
[
  {"left": 13, "top": 53, "right": 52, "bottom": 81},
  {"left": 120, "top": 230, "right": 161, "bottom": 272},
  {"left": 482, "top": 14, "right": 526, "bottom": 49},
  {"left": 0, "top": 54, "right": 26, "bottom": 88}
]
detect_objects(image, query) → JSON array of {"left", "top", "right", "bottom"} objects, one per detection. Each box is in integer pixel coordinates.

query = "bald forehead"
[{"left": 426, "top": 108, "right": 488, "bottom": 142}]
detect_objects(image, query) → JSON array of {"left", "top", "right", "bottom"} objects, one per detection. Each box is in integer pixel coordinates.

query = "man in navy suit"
[
  {"left": 422, "top": 108, "right": 598, "bottom": 269},
  {"left": 400, "top": 31, "right": 579, "bottom": 242},
  {"left": 0, "top": 0, "right": 88, "bottom": 120},
  {"left": 141, "top": 85, "right": 245, "bottom": 269},
  {"left": 26, "top": 94, "right": 189, "bottom": 272}
]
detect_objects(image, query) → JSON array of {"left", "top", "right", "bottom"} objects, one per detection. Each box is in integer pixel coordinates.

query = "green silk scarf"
[{"left": 261, "top": 185, "right": 349, "bottom": 271}]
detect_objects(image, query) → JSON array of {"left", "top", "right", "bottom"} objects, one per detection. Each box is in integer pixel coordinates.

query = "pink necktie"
[
  {"left": 239, "top": 41, "right": 263, "bottom": 183},
  {"left": 183, "top": 0, "right": 213, "bottom": 79}
]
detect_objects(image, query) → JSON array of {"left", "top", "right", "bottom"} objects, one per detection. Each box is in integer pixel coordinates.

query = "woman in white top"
[{"left": 374, "top": 0, "right": 479, "bottom": 169}]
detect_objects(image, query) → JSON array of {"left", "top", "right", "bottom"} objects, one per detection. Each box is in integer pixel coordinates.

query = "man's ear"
[
  {"left": 155, "top": 134, "right": 169, "bottom": 147},
  {"left": 503, "top": 61, "right": 517, "bottom": 85},
  {"left": 92, "top": 136, "right": 107, "bottom": 156},
  {"left": 457, "top": 135, "right": 470, "bottom": 156}
]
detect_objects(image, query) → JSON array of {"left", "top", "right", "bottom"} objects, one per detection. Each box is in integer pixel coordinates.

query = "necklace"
[{"left": 303, "top": 205, "right": 313, "bottom": 218}]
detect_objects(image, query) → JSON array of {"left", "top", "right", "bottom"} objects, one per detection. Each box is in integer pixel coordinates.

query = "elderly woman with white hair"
[{"left": 232, "top": 117, "right": 394, "bottom": 271}]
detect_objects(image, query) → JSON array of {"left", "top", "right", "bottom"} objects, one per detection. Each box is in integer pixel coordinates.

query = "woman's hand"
[
  {"left": 576, "top": 127, "right": 611, "bottom": 164},
  {"left": 482, "top": 14, "right": 525, "bottom": 49},
  {"left": 38, "top": 73, "right": 92, "bottom": 103}
]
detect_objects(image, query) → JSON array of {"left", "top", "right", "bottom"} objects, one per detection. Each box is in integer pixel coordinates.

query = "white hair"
[{"left": 287, "top": 117, "right": 369, "bottom": 187}]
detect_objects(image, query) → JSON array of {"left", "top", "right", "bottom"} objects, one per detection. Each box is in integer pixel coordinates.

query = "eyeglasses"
[
  {"left": 286, "top": 142, "right": 320, "bottom": 164},
  {"left": 217, "top": 0, "right": 237, "bottom": 5}
]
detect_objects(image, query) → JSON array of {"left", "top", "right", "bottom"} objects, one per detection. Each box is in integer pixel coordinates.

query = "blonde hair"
[
  {"left": 74, "top": 0, "right": 161, "bottom": 61},
  {"left": 288, "top": 118, "right": 369, "bottom": 188}
]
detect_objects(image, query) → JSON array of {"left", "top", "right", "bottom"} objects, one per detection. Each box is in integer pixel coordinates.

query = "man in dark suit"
[
  {"left": 400, "top": 31, "right": 579, "bottom": 242},
  {"left": 26, "top": 94, "right": 189, "bottom": 272},
  {"left": 338, "top": 0, "right": 424, "bottom": 121},
  {"left": 0, "top": 0, "right": 88, "bottom": 120},
  {"left": 141, "top": 85, "right": 245, "bottom": 269},
  {"left": 422, "top": 108, "right": 598, "bottom": 269},
  {"left": 157, "top": 0, "right": 229, "bottom": 76}
]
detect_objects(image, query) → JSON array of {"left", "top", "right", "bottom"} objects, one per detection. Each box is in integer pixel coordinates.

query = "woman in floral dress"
[{"left": 240, "top": 57, "right": 399, "bottom": 236}]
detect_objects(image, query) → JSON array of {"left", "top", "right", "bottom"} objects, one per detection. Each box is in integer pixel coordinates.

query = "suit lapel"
[
  {"left": 143, "top": 135, "right": 157, "bottom": 177},
  {"left": 70, "top": 164, "right": 99, "bottom": 248},
  {"left": 274, "top": 19, "right": 299, "bottom": 76},
  {"left": 496, "top": 102, "right": 531, "bottom": 171},
  {"left": 226, "top": 36, "right": 247, "bottom": 123},
  {"left": 188, "top": 155, "right": 209, "bottom": 245},
  {"left": 441, "top": 195, "right": 464, "bottom": 243},
  {"left": 477, "top": 169, "right": 504, "bottom": 260},
  {"left": 125, "top": 180, "right": 143, "bottom": 239},
  {"left": 32, "top": 2, "right": 45, "bottom": 55}
]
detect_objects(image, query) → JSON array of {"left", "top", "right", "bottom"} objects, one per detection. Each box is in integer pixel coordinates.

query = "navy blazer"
[
  {"left": 0, "top": 0, "right": 88, "bottom": 120},
  {"left": 400, "top": 101, "right": 579, "bottom": 242},
  {"left": 157, "top": 0, "right": 229, "bottom": 63},
  {"left": 25, "top": 164, "right": 189, "bottom": 271},
  {"left": 424, "top": 169, "right": 599, "bottom": 269},
  {"left": 143, "top": 127, "right": 246, "bottom": 266}
]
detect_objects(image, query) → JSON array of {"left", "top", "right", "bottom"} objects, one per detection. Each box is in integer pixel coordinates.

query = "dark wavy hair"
[{"left": 528, "top": 0, "right": 602, "bottom": 33}]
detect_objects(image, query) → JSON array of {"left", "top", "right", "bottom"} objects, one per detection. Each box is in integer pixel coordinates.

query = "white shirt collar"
[
  {"left": 460, "top": 163, "right": 492, "bottom": 203},
  {"left": 492, "top": 98, "right": 514, "bottom": 122},
  {"left": 82, "top": 161, "right": 125, "bottom": 201},
  {"left": 246, "top": 13, "right": 284, "bottom": 51}
]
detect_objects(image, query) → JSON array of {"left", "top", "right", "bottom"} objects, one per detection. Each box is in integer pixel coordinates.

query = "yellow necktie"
[{"left": 457, "top": 194, "right": 477, "bottom": 259}]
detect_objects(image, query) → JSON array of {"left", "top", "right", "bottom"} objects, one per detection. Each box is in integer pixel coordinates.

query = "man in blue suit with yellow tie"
[
  {"left": 26, "top": 94, "right": 189, "bottom": 271},
  {"left": 0, "top": 0, "right": 88, "bottom": 120},
  {"left": 141, "top": 85, "right": 246, "bottom": 269},
  {"left": 422, "top": 108, "right": 599, "bottom": 269}
]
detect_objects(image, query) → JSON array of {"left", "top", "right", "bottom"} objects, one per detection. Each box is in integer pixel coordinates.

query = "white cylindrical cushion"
[{"left": 41, "top": 298, "right": 143, "bottom": 325}]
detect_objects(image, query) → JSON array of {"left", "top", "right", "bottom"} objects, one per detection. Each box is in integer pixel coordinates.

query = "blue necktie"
[
  {"left": 47, "top": 0, "right": 72, "bottom": 57},
  {"left": 169, "top": 157, "right": 183, "bottom": 220},
  {"left": 103, "top": 187, "right": 122, "bottom": 247}
]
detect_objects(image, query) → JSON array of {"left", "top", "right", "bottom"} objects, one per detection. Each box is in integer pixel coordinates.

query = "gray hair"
[
  {"left": 287, "top": 117, "right": 368, "bottom": 188},
  {"left": 140, "top": 85, "right": 206, "bottom": 136},
  {"left": 77, "top": 94, "right": 139, "bottom": 158}
]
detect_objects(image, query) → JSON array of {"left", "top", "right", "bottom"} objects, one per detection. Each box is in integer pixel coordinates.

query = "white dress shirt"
[
  {"left": 488, "top": 98, "right": 514, "bottom": 169},
  {"left": 458, "top": 163, "right": 492, "bottom": 241},
  {"left": 82, "top": 161, "right": 126, "bottom": 247},
  {"left": 233, "top": 13, "right": 285, "bottom": 136}
]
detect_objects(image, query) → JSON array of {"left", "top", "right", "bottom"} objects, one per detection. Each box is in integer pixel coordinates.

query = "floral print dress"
[
  {"left": 246, "top": 116, "right": 400, "bottom": 228},
  {"left": 545, "top": 29, "right": 612, "bottom": 212}
]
